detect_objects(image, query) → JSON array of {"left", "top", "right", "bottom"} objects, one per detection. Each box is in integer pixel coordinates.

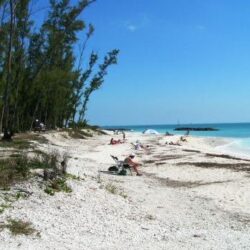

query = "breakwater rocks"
[
  {"left": 103, "top": 128, "right": 132, "bottom": 132},
  {"left": 174, "top": 127, "right": 219, "bottom": 131}
]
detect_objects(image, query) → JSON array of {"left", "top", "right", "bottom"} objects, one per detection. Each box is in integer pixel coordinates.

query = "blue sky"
[{"left": 35, "top": 0, "right": 250, "bottom": 125}]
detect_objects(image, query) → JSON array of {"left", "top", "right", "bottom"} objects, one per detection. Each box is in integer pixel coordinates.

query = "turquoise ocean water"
[{"left": 104, "top": 123, "right": 250, "bottom": 156}]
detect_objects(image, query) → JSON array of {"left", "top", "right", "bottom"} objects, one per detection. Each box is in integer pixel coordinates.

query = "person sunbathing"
[
  {"left": 180, "top": 136, "right": 187, "bottom": 142},
  {"left": 124, "top": 153, "right": 142, "bottom": 176},
  {"left": 167, "top": 141, "right": 181, "bottom": 146},
  {"left": 132, "top": 140, "right": 143, "bottom": 150},
  {"left": 165, "top": 131, "right": 173, "bottom": 136},
  {"left": 110, "top": 138, "right": 123, "bottom": 145},
  {"left": 132, "top": 140, "right": 150, "bottom": 152}
]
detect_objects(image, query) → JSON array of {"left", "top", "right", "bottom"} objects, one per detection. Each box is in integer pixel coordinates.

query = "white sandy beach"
[{"left": 0, "top": 131, "right": 250, "bottom": 250}]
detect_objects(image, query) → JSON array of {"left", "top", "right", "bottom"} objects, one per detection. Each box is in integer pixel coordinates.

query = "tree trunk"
[
  {"left": 2, "top": 0, "right": 14, "bottom": 139},
  {"left": 30, "top": 100, "right": 39, "bottom": 131}
]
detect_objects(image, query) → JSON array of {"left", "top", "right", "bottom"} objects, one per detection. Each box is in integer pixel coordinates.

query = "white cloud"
[
  {"left": 126, "top": 24, "right": 137, "bottom": 32},
  {"left": 124, "top": 14, "right": 150, "bottom": 32}
]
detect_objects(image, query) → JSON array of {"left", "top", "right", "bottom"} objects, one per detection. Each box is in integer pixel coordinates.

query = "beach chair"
[
  {"left": 109, "top": 155, "right": 132, "bottom": 175},
  {"left": 34, "top": 123, "right": 46, "bottom": 133}
]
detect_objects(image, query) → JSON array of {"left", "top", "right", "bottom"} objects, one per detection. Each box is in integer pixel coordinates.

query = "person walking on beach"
[
  {"left": 122, "top": 131, "right": 126, "bottom": 141},
  {"left": 124, "top": 153, "right": 142, "bottom": 176}
]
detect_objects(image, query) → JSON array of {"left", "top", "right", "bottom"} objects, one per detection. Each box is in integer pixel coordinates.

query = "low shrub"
[
  {"left": 0, "top": 133, "right": 48, "bottom": 150},
  {"left": 0, "top": 151, "right": 61, "bottom": 189},
  {"left": 45, "top": 178, "right": 72, "bottom": 196},
  {"left": 105, "top": 183, "right": 118, "bottom": 194},
  {"left": 33, "top": 151, "right": 58, "bottom": 170},
  {"left": 0, "top": 219, "right": 37, "bottom": 236},
  {"left": 0, "top": 139, "right": 31, "bottom": 149},
  {"left": 65, "top": 173, "right": 82, "bottom": 181},
  {"left": 67, "top": 129, "right": 92, "bottom": 139},
  {"left": 104, "top": 183, "right": 127, "bottom": 198},
  {"left": 0, "top": 156, "right": 30, "bottom": 189},
  {"left": 0, "top": 204, "right": 11, "bottom": 214}
]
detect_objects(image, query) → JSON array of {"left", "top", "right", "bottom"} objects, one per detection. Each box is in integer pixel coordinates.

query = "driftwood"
[{"left": 13, "top": 188, "right": 33, "bottom": 196}]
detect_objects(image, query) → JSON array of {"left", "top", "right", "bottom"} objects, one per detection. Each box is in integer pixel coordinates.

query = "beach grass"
[
  {"left": 63, "top": 128, "right": 93, "bottom": 139},
  {"left": 0, "top": 219, "right": 37, "bottom": 236},
  {"left": 0, "top": 156, "right": 30, "bottom": 189},
  {"left": 0, "top": 133, "right": 48, "bottom": 150},
  {"left": 44, "top": 178, "right": 72, "bottom": 196},
  {"left": 104, "top": 183, "right": 127, "bottom": 198},
  {"left": 0, "top": 151, "right": 62, "bottom": 189}
]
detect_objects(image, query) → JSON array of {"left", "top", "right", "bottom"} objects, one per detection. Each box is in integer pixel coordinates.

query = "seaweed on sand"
[
  {"left": 143, "top": 172, "right": 231, "bottom": 188},
  {"left": 205, "top": 153, "right": 250, "bottom": 162},
  {"left": 176, "top": 162, "right": 250, "bottom": 172}
]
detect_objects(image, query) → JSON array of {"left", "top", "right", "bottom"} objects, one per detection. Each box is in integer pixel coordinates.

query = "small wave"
[{"left": 216, "top": 138, "right": 250, "bottom": 158}]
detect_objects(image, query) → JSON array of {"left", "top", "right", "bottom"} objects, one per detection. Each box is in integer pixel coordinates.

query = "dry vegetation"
[
  {"left": 44, "top": 178, "right": 72, "bottom": 196},
  {"left": 0, "top": 133, "right": 48, "bottom": 150},
  {"left": 0, "top": 134, "right": 74, "bottom": 216},
  {"left": 0, "top": 219, "right": 37, "bottom": 236},
  {"left": 104, "top": 183, "right": 128, "bottom": 199},
  {"left": 61, "top": 127, "right": 106, "bottom": 140},
  {"left": 176, "top": 161, "right": 250, "bottom": 172},
  {"left": 0, "top": 156, "right": 30, "bottom": 189},
  {"left": 143, "top": 172, "right": 230, "bottom": 188}
]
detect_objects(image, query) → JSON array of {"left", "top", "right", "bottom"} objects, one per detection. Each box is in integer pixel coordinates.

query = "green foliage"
[
  {"left": 44, "top": 177, "right": 72, "bottom": 196},
  {"left": 0, "top": 156, "right": 30, "bottom": 189},
  {"left": 68, "top": 120, "right": 88, "bottom": 129},
  {"left": 104, "top": 182, "right": 127, "bottom": 198},
  {"left": 67, "top": 128, "right": 93, "bottom": 139},
  {"left": 0, "top": 0, "right": 119, "bottom": 132},
  {"left": 0, "top": 133, "right": 48, "bottom": 150},
  {"left": 0, "top": 219, "right": 37, "bottom": 236},
  {"left": 0, "top": 203, "right": 11, "bottom": 214},
  {"left": 105, "top": 183, "right": 118, "bottom": 194},
  {"left": 65, "top": 173, "right": 83, "bottom": 181},
  {"left": 0, "top": 139, "right": 31, "bottom": 149},
  {"left": 0, "top": 150, "right": 60, "bottom": 189},
  {"left": 68, "top": 120, "right": 106, "bottom": 136},
  {"left": 44, "top": 186, "right": 55, "bottom": 196},
  {"left": 78, "top": 49, "right": 119, "bottom": 121},
  {"left": 28, "top": 153, "right": 58, "bottom": 170},
  {"left": 15, "top": 191, "right": 27, "bottom": 200}
]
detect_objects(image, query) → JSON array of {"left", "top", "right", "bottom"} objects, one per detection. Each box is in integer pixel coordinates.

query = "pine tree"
[{"left": 0, "top": 0, "right": 119, "bottom": 136}]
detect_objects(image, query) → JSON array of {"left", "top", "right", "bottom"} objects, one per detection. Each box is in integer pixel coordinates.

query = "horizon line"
[{"left": 100, "top": 121, "right": 250, "bottom": 127}]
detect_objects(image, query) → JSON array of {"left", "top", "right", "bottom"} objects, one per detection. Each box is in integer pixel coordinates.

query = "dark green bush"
[
  {"left": 0, "top": 219, "right": 37, "bottom": 236},
  {"left": 45, "top": 178, "right": 72, "bottom": 195},
  {"left": 0, "top": 156, "right": 30, "bottom": 189}
]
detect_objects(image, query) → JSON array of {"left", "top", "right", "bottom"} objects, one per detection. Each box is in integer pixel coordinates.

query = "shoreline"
[
  {"left": 185, "top": 135, "right": 250, "bottom": 159},
  {"left": 215, "top": 138, "right": 250, "bottom": 159},
  {"left": 118, "top": 130, "right": 250, "bottom": 159}
]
